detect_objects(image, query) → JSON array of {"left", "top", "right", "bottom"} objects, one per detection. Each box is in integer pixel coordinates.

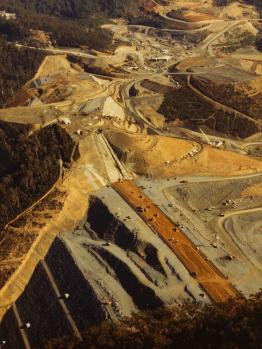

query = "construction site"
[{"left": 0, "top": 0, "right": 261, "bottom": 347}]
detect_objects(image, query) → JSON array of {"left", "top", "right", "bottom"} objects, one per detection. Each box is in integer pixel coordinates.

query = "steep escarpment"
[{"left": 0, "top": 122, "right": 78, "bottom": 233}]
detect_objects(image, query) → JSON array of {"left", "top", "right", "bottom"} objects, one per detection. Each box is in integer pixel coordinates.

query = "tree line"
[
  {"left": 0, "top": 122, "right": 78, "bottom": 233},
  {"left": 46, "top": 292, "right": 262, "bottom": 349},
  {"left": 214, "top": 0, "right": 262, "bottom": 14},
  {"left": 0, "top": 0, "right": 142, "bottom": 19},
  {"left": 0, "top": 11, "right": 113, "bottom": 50},
  {"left": 0, "top": 1, "right": 116, "bottom": 107},
  {"left": 0, "top": 38, "right": 45, "bottom": 106}
]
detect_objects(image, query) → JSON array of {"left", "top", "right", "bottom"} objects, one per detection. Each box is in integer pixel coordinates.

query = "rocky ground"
[{"left": 0, "top": 0, "right": 261, "bottom": 347}]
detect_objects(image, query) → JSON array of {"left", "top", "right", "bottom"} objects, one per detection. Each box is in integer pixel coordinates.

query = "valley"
[{"left": 0, "top": 0, "right": 261, "bottom": 348}]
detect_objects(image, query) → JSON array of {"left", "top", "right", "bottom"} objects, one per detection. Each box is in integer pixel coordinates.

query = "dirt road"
[
  {"left": 113, "top": 180, "right": 239, "bottom": 303},
  {"left": 187, "top": 76, "right": 261, "bottom": 128}
]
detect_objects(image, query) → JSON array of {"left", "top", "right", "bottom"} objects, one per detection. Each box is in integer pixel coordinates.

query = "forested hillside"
[
  {"left": 0, "top": 0, "right": 142, "bottom": 19},
  {"left": 47, "top": 292, "right": 262, "bottom": 349},
  {"left": 0, "top": 0, "right": 128, "bottom": 107},
  {"left": 0, "top": 38, "right": 45, "bottom": 106},
  {"left": 0, "top": 0, "right": 151, "bottom": 107},
  {"left": 0, "top": 121, "right": 78, "bottom": 233},
  {"left": 214, "top": 0, "right": 262, "bottom": 14}
]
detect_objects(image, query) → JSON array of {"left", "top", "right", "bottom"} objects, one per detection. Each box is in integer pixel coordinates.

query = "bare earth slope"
[{"left": 0, "top": 0, "right": 261, "bottom": 347}]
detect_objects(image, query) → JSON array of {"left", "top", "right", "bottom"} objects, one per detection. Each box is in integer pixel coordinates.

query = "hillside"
[
  {"left": 0, "top": 0, "right": 143, "bottom": 19},
  {"left": 0, "top": 121, "right": 78, "bottom": 232},
  {"left": 0, "top": 0, "right": 261, "bottom": 348},
  {"left": 0, "top": 38, "right": 46, "bottom": 106},
  {"left": 214, "top": 0, "right": 262, "bottom": 14},
  {"left": 47, "top": 292, "right": 262, "bottom": 349}
]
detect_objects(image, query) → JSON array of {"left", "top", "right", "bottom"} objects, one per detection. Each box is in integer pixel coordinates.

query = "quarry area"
[{"left": 0, "top": 0, "right": 261, "bottom": 347}]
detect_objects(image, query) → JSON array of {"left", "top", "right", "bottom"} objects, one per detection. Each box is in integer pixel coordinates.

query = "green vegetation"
[
  {"left": 0, "top": 38, "right": 45, "bottom": 107},
  {"left": 220, "top": 30, "right": 256, "bottom": 53},
  {"left": 192, "top": 78, "right": 261, "bottom": 120},
  {"left": 153, "top": 77, "right": 258, "bottom": 137},
  {"left": 0, "top": 17, "right": 29, "bottom": 41},
  {"left": 0, "top": 0, "right": 142, "bottom": 19},
  {"left": 0, "top": 11, "right": 113, "bottom": 50},
  {"left": 19, "top": 12, "right": 113, "bottom": 50},
  {"left": 46, "top": 292, "right": 262, "bottom": 349},
  {"left": 156, "top": 77, "right": 215, "bottom": 123},
  {"left": 0, "top": 122, "right": 78, "bottom": 233},
  {"left": 0, "top": 1, "right": 149, "bottom": 60},
  {"left": 214, "top": 0, "right": 262, "bottom": 15},
  {"left": 256, "top": 29, "right": 262, "bottom": 51}
]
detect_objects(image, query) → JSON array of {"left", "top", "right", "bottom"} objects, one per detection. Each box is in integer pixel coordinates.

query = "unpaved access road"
[{"left": 113, "top": 180, "right": 239, "bottom": 303}]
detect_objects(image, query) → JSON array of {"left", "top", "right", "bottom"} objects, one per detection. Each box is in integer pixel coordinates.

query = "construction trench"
[
  {"left": 112, "top": 180, "right": 238, "bottom": 303},
  {"left": 0, "top": 127, "right": 261, "bottom": 348},
  {"left": 3, "top": 175, "right": 261, "bottom": 348},
  {"left": 0, "top": 2, "right": 262, "bottom": 346}
]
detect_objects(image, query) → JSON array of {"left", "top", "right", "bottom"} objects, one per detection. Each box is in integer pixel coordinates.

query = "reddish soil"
[{"left": 113, "top": 180, "right": 239, "bottom": 303}]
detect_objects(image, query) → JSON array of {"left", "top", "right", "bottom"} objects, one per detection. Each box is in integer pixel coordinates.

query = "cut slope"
[{"left": 106, "top": 131, "right": 262, "bottom": 178}]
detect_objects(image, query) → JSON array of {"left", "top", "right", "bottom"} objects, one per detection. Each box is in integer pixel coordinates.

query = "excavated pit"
[
  {"left": 93, "top": 246, "right": 163, "bottom": 310},
  {"left": 45, "top": 239, "right": 107, "bottom": 330},
  {"left": 88, "top": 195, "right": 166, "bottom": 276}
]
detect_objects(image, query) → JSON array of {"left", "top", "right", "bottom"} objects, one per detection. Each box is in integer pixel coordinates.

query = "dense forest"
[
  {"left": 256, "top": 32, "right": 262, "bottom": 51},
  {"left": 0, "top": 122, "right": 78, "bottom": 233},
  {"left": 20, "top": 13, "right": 113, "bottom": 50},
  {"left": 214, "top": 0, "right": 262, "bottom": 14},
  {"left": 0, "top": 38, "right": 45, "bottom": 106},
  {"left": 0, "top": 0, "right": 142, "bottom": 19},
  {"left": 156, "top": 76, "right": 259, "bottom": 138},
  {"left": 0, "top": 0, "right": 122, "bottom": 107},
  {"left": 0, "top": 11, "right": 113, "bottom": 50},
  {"left": 46, "top": 292, "right": 262, "bottom": 349},
  {"left": 0, "top": 0, "right": 144, "bottom": 50}
]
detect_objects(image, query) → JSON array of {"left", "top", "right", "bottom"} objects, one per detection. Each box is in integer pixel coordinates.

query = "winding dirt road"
[{"left": 1, "top": 0, "right": 261, "bottom": 324}]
